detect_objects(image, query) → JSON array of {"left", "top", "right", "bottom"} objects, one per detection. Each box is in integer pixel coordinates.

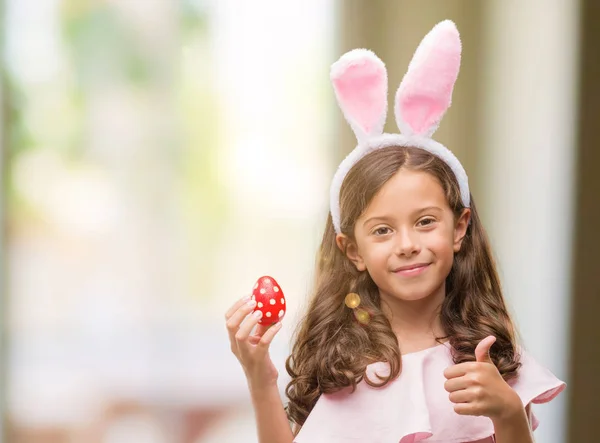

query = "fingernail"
[
  {"left": 275, "top": 322, "right": 282, "bottom": 328},
  {"left": 247, "top": 300, "right": 256, "bottom": 307},
  {"left": 243, "top": 294, "right": 251, "bottom": 301},
  {"left": 254, "top": 310, "right": 263, "bottom": 318}
]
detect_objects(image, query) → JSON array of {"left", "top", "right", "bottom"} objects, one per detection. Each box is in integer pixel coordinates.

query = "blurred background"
[{"left": 0, "top": 0, "right": 598, "bottom": 442}]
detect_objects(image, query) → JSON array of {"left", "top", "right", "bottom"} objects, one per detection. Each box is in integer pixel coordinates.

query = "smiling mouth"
[{"left": 393, "top": 263, "right": 430, "bottom": 276}]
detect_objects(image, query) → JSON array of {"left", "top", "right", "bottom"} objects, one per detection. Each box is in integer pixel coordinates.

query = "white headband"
[{"left": 329, "top": 20, "right": 470, "bottom": 235}]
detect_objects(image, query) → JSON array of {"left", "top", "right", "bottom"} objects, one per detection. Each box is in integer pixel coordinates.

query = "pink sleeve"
[{"left": 509, "top": 347, "right": 566, "bottom": 431}]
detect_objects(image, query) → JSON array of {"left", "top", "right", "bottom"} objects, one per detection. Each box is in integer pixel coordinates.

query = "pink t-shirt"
[{"left": 294, "top": 342, "right": 565, "bottom": 443}]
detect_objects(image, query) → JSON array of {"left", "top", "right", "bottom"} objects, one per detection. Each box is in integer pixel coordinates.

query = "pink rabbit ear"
[
  {"left": 331, "top": 49, "right": 388, "bottom": 145},
  {"left": 395, "top": 20, "right": 461, "bottom": 137}
]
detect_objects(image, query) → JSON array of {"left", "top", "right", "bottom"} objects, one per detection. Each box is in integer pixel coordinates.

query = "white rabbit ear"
[
  {"left": 395, "top": 20, "right": 461, "bottom": 138},
  {"left": 331, "top": 49, "right": 388, "bottom": 145}
]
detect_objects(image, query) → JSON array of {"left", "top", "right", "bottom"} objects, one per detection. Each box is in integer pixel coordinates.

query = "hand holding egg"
[{"left": 224, "top": 275, "right": 286, "bottom": 388}]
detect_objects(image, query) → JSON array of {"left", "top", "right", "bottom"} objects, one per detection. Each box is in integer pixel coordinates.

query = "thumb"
[{"left": 475, "top": 335, "right": 496, "bottom": 364}]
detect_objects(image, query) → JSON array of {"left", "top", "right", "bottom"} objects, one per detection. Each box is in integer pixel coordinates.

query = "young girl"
[{"left": 225, "top": 20, "right": 565, "bottom": 443}]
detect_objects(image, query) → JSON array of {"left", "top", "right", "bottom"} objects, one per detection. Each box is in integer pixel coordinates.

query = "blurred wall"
[{"left": 569, "top": 0, "right": 600, "bottom": 440}]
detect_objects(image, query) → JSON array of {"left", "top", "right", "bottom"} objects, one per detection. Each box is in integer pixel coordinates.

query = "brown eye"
[
  {"left": 373, "top": 227, "right": 391, "bottom": 236},
  {"left": 418, "top": 218, "right": 436, "bottom": 227}
]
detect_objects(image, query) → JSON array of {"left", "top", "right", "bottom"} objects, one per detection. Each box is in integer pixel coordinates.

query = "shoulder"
[
  {"left": 525, "top": 402, "right": 533, "bottom": 425},
  {"left": 291, "top": 422, "right": 302, "bottom": 436}
]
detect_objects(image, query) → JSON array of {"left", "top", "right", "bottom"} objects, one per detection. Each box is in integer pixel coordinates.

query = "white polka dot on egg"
[
  {"left": 279, "top": 310, "right": 284, "bottom": 317},
  {"left": 257, "top": 302, "right": 263, "bottom": 308},
  {"left": 281, "top": 298, "right": 285, "bottom": 304},
  {"left": 260, "top": 288, "right": 266, "bottom": 294},
  {"left": 266, "top": 312, "right": 272, "bottom": 317},
  {"left": 274, "top": 286, "right": 279, "bottom": 292},
  {"left": 270, "top": 299, "right": 275, "bottom": 305}
]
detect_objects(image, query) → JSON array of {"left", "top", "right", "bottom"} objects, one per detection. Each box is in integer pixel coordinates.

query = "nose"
[{"left": 394, "top": 227, "right": 421, "bottom": 257}]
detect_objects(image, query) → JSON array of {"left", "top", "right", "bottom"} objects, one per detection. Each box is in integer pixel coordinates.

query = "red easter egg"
[{"left": 252, "top": 276, "right": 286, "bottom": 325}]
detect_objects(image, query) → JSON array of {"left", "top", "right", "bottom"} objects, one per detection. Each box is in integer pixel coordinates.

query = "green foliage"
[{"left": 60, "top": 1, "right": 153, "bottom": 87}]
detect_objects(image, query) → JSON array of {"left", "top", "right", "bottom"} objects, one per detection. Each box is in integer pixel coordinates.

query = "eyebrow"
[{"left": 362, "top": 206, "right": 443, "bottom": 227}]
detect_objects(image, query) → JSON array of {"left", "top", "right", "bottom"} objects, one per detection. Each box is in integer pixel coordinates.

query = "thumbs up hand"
[
  {"left": 475, "top": 335, "right": 496, "bottom": 364},
  {"left": 443, "top": 336, "right": 522, "bottom": 421}
]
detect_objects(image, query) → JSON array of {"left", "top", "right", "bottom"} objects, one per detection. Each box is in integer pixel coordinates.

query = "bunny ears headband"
[{"left": 329, "top": 20, "right": 470, "bottom": 235}]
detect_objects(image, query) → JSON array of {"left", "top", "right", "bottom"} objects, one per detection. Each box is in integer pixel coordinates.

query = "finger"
[
  {"left": 235, "top": 310, "right": 263, "bottom": 344},
  {"left": 443, "top": 362, "right": 478, "bottom": 379},
  {"left": 248, "top": 335, "right": 262, "bottom": 345},
  {"left": 225, "top": 294, "right": 253, "bottom": 320},
  {"left": 256, "top": 322, "right": 283, "bottom": 351},
  {"left": 475, "top": 335, "right": 496, "bottom": 364},
  {"left": 247, "top": 323, "right": 277, "bottom": 345},
  {"left": 444, "top": 376, "right": 470, "bottom": 393},
  {"left": 253, "top": 323, "right": 271, "bottom": 338},
  {"left": 226, "top": 299, "right": 257, "bottom": 344},
  {"left": 453, "top": 403, "right": 481, "bottom": 416},
  {"left": 448, "top": 389, "right": 471, "bottom": 404}
]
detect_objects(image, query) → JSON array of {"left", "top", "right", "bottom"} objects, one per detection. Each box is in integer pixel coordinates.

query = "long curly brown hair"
[{"left": 284, "top": 146, "right": 521, "bottom": 432}]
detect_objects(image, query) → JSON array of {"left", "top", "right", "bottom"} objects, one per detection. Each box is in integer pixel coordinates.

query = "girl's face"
[{"left": 339, "top": 169, "right": 470, "bottom": 302}]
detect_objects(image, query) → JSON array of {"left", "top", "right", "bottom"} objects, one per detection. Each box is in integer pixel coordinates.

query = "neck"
[{"left": 379, "top": 281, "right": 447, "bottom": 351}]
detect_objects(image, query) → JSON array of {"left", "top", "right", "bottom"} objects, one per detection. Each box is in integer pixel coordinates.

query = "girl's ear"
[
  {"left": 453, "top": 208, "right": 471, "bottom": 252},
  {"left": 336, "top": 234, "right": 367, "bottom": 271}
]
